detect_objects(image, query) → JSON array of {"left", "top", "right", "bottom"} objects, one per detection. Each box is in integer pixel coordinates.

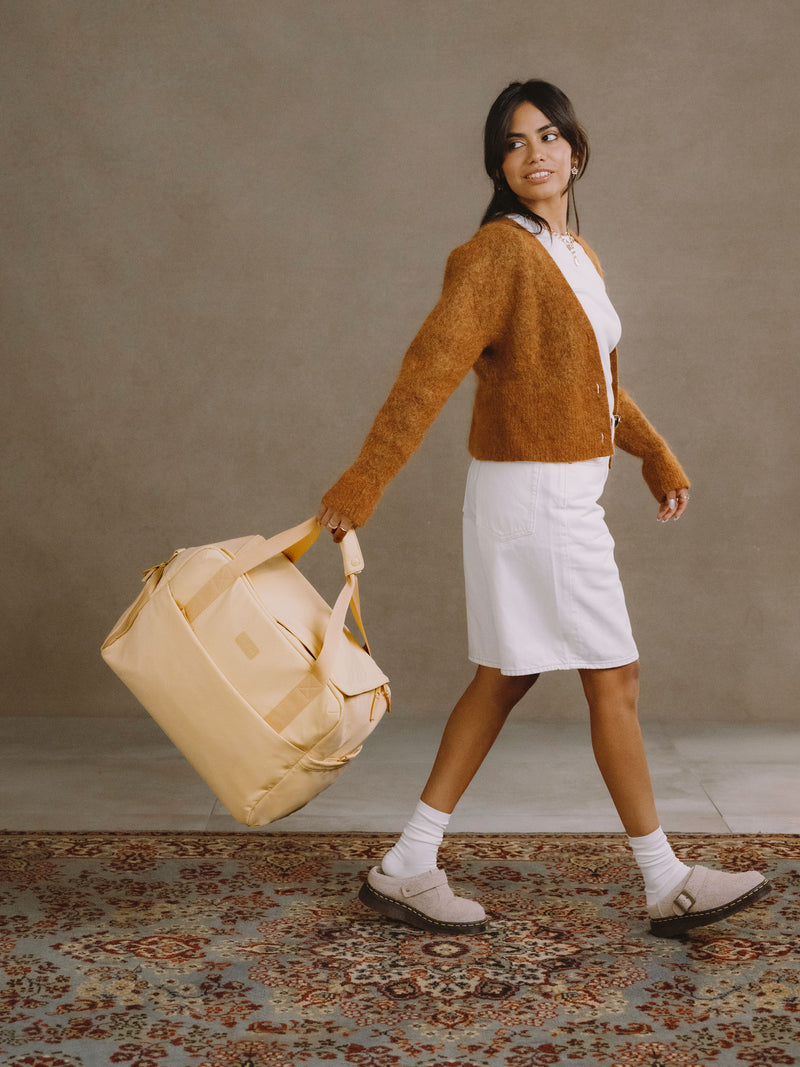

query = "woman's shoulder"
[
  {"left": 446, "top": 217, "right": 538, "bottom": 272},
  {"left": 455, "top": 216, "right": 532, "bottom": 251}
]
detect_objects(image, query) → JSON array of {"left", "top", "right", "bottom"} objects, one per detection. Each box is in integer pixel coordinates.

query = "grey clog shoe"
[
  {"left": 648, "top": 865, "right": 771, "bottom": 937},
  {"left": 358, "top": 866, "right": 488, "bottom": 933}
]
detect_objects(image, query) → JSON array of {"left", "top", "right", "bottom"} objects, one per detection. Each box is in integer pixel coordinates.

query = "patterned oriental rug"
[{"left": 0, "top": 833, "right": 797, "bottom": 1067}]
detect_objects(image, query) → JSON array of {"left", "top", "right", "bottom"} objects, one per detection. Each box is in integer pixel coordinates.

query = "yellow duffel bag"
[{"left": 101, "top": 517, "right": 390, "bottom": 826}]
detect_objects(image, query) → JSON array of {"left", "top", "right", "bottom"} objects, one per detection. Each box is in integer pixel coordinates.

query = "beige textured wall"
[{"left": 2, "top": 0, "right": 799, "bottom": 721}]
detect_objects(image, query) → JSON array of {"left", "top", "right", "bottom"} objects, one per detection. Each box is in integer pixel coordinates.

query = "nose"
[{"left": 528, "top": 141, "right": 545, "bottom": 162}]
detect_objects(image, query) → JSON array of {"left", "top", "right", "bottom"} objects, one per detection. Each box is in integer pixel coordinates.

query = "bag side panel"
[
  {"left": 102, "top": 584, "right": 308, "bottom": 824},
  {"left": 329, "top": 629, "right": 390, "bottom": 696},
  {"left": 309, "top": 686, "right": 391, "bottom": 762}
]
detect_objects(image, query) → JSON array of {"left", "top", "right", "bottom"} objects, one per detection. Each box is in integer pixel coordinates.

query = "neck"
[
  {"left": 538, "top": 204, "right": 569, "bottom": 235},
  {"left": 518, "top": 193, "right": 568, "bottom": 234}
]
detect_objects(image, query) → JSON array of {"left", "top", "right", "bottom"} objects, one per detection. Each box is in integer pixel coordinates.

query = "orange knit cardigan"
[{"left": 322, "top": 217, "right": 689, "bottom": 527}]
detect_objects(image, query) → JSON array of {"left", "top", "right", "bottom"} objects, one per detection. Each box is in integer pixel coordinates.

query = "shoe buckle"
[{"left": 674, "top": 889, "right": 696, "bottom": 915}]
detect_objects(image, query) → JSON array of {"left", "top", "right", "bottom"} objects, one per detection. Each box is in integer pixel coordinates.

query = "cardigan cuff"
[
  {"left": 321, "top": 466, "right": 385, "bottom": 528},
  {"left": 640, "top": 448, "right": 691, "bottom": 503}
]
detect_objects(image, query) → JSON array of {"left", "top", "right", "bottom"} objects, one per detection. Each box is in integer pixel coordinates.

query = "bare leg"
[
  {"left": 420, "top": 665, "right": 539, "bottom": 814},
  {"left": 579, "top": 661, "right": 660, "bottom": 838}
]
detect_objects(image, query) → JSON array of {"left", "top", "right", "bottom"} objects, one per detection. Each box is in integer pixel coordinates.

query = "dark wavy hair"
[{"left": 480, "top": 80, "right": 589, "bottom": 233}]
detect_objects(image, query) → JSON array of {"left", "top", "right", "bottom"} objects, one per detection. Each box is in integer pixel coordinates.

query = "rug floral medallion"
[{"left": 0, "top": 832, "right": 797, "bottom": 1066}]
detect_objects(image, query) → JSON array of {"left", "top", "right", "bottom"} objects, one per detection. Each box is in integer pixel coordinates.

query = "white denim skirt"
[{"left": 462, "top": 457, "right": 639, "bottom": 675}]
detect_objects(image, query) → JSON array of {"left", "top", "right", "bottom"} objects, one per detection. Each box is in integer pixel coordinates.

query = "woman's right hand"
[
  {"left": 316, "top": 504, "right": 355, "bottom": 543},
  {"left": 657, "top": 488, "right": 690, "bottom": 522}
]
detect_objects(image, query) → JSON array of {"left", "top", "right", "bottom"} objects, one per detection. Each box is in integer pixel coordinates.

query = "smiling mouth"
[{"left": 524, "top": 170, "right": 552, "bottom": 182}]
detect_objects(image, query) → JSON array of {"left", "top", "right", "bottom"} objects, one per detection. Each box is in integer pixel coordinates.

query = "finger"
[
  {"left": 673, "top": 488, "right": 690, "bottom": 520},
  {"left": 317, "top": 507, "right": 339, "bottom": 534},
  {"left": 657, "top": 492, "right": 677, "bottom": 523},
  {"left": 333, "top": 514, "right": 356, "bottom": 542},
  {"left": 319, "top": 507, "right": 355, "bottom": 540}
]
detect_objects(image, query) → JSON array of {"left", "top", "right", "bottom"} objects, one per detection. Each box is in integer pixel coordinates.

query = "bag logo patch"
[{"left": 235, "top": 631, "right": 260, "bottom": 660}]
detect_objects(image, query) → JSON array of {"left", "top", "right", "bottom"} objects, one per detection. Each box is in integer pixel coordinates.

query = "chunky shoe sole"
[
  {"left": 649, "top": 877, "right": 772, "bottom": 938},
  {"left": 358, "top": 880, "right": 489, "bottom": 933}
]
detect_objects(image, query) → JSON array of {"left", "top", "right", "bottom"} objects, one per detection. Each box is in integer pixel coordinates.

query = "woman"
[{"left": 317, "top": 80, "right": 770, "bottom": 938}]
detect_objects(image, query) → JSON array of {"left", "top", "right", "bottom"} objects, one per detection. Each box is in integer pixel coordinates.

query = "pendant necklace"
[{"left": 556, "top": 231, "right": 581, "bottom": 267}]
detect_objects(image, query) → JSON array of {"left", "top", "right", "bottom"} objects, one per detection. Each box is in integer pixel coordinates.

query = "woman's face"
[{"left": 501, "top": 102, "right": 573, "bottom": 220}]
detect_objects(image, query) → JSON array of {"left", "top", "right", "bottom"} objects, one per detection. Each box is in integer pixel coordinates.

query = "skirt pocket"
[{"left": 464, "top": 460, "right": 541, "bottom": 541}]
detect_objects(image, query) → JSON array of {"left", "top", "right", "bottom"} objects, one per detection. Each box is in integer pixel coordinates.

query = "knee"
[
  {"left": 621, "top": 660, "right": 640, "bottom": 703},
  {"left": 585, "top": 661, "right": 640, "bottom": 717}
]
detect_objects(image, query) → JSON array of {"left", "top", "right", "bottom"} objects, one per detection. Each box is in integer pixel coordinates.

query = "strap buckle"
[{"left": 673, "top": 889, "right": 696, "bottom": 915}]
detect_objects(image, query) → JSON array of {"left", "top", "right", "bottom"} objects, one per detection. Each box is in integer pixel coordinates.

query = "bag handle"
[
  {"left": 182, "top": 519, "right": 370, "bottom": 684},
  {"left": 183, "top": 518, "right": 363, "bottom": 624}
]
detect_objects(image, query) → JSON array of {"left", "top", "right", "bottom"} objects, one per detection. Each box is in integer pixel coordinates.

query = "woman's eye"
[
  {"left": 507, "top": 139, "right": 525, "bottom": 150},
  {"left": 542, "top": 132, "right": 559, "bottom": 142}
]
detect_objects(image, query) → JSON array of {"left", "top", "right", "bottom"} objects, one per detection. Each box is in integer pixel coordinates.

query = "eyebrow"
[{"left": 507, "top": 124, "right": 558, "bottom": 137}]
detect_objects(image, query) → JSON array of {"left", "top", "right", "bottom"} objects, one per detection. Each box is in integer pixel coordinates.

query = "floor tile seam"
[
  {"left": 203, "top": 794, "right": 222, "bottom": 831},
  {"left": 678, "top": 761, "right": 800, "bottom": 774},
  {"left": 16, "top": 820, "right": 800, "bottom": 830},
  {"left": 651, "top": 728, "right": 735, "bottom": 832},
  {"left": 690, "top": 779, "right": 732, "bottom": 831}
]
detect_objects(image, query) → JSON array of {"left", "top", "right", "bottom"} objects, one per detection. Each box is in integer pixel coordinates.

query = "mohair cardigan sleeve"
[{"left": 322, "top": 219, "right": 689, "bottom": 527}]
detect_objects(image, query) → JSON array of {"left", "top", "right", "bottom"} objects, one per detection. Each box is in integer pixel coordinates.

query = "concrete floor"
[{"left": 2, "top": 713, "right": 798, "bottom": 834}]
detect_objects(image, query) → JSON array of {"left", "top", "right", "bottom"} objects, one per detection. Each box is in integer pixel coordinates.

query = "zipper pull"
[{"left": 141, "top": 549, "right": 182, "bottom": 584}]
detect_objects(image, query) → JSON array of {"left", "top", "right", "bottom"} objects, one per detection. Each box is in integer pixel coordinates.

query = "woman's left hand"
[
  {"left": 316, "top": 504, "right": 354, "bottom": 543},
  {"left": 658, "top": 488, "right": 690, "bottom": 522}
]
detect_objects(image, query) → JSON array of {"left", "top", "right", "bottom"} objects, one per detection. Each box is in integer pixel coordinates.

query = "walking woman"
[{"left": 317, "top": 80, "right": 770, "bottom": 937}]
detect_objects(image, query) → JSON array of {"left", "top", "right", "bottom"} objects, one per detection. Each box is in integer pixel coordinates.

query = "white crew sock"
[
  {"left": 380, "top": 800, "right": 451, "bottom": 879},
  {"left": 628, "top": 826, "right": 692, "bottom": 906}
]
